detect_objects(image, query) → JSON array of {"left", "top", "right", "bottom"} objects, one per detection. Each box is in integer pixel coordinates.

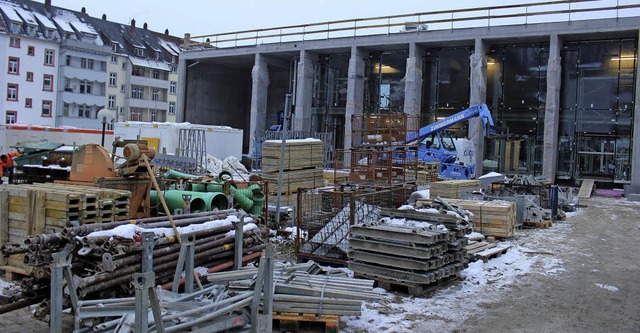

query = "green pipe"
[
  {"left": 218, "top": 170, "right": 233, "bottom": 182},
  {"left": 165, "top": 169, "right": 199, "bottom": 180},
  {"left": 234, "top": 188, "right": 254, "bottom": 199},
  {"left": 247, "top": 184, "right": 262, "bottom": 193},
  {"left": 150, "top": 190, "right": 229, "bottom": 212},
  {"left": 249, "top": 192, "right": 266, "bottom": 216},
  {"left": 206, "top": 183, "right": 224, "bottom": 193},
  {"left": 150, "top": 190, "right": 207, "bottom": 214},
  {"left": 233, "top": 191, "right": 254, "bottom": 211},
  {"left": 191, "top": 183, "right": 206, "bottom": 192}
]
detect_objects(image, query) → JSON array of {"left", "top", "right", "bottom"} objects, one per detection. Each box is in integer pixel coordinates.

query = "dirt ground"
[{"left": 1, "top": 196, "right": 639, "bottom": 332}]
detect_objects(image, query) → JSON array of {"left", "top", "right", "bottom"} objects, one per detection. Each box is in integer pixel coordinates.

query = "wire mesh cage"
[
  {"left": 295, "top": 185, "right": 412, "bottom": 264},
  {"left": 351, "top": 113, "right": 420, "bottom": 148},
  {"left": 334, "top": 149, "right": 419, "bottom": 186}
]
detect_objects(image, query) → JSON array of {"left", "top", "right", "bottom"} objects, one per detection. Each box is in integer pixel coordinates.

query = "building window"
[
  {"left": 25, "top": 98, "right": 32, "bottom": 108},
  {"left": 108, "top": 95, "right": 116, "bottom": 109},
  {"left": 43, "top": 74, "right": 54, "bottom": 91},
  {"left": 130, "top": 109, "right": 142, "bottom": 121},
  {"left": 109, "top": 73, "right": 117, "bottom": 86},
  {"left": 154, "top": 51, "right": 160, "bottom": 60},
  {"left": 152, "top": 69, "right": 160, "bottom": 79},
  {"left": 135, "top": 48, "right": 144, "bottom": 57},
  {"left": 131, "top": 86, "right": 143, "bottom": 99},
  {"left": 44, "top": 49, "right": 55, "bottom": 66},
  {"left": 171, "top": 65, "right": 177, "bottom": 73},
  {"left": 79, "top": 104, "right": 92, "bottom": 118},
  {"left": 111, "top": 42, "right": 118, "bottom": 53},
  {"left": 66, "top": 55, "right": 71, "bottom": 66},
  {"left": 132, "top": 66, "right": 142, "bottom": 76},
  {"left": 42, "top": 100, "right": 52, "bottom": 117},
  {"left": 64, "top": 78, "right": 72, "bottom": 92},
  {"left": 151, "top": 110, "right": 158, "bottom": 122},
  {"left": 81, "top": 58, "right": 94, "bottom": 69},
  {"left": 122, "top": 62, "right": 127, "bottom": 70},
  {"left": 6, "top": 111, "right": 17, "bottom": 124},
  {"left": 9, "top": 37, "right": 20, "bottom": 48},
  {"left": 171, "top": 55, "right": 177, "bottom": 64},
  {"left": 8, "top": 57, "right": 19, "bottom": 74},
  {"left": 118, "top": 106, "right": 124, "bottom": 115},
  {"left": 26, "top": 72, "right": 34, "bottom": 82},
  {"left": 170, "top": 81, "right": 177, "bottom": 94},
  {"left": 27, "top": 46, "right": 35, "bottom": 56},
  {"left": 80, "top": 80, "right": 92, "bottom": 94},
  {"left": 152, "top": 89, "right": 159, "bottom": 101},
  {"left": 111, "top": 54, "right": 118, "bottom": 63},
  {"left": 7, "top": 84, "right": 18, "bottom": 101},
  {"left": 120, "top": 84, "right": 125, "bottom": 93},
  {"left": 169, "top": 102, "right": 176, "bottom": 115}
]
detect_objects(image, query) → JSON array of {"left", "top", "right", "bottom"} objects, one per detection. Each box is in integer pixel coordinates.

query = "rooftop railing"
[{"left": 183, "top": 0, "right": 640, "bottom": 49}]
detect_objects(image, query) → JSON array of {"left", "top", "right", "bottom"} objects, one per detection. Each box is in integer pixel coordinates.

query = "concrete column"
[
  {"left": 469, "top": 38, "right": 488, "bottom": 178},
  {"left": 248, "top": 54, "right": 269, "bottom": 156},
  {"left": 627, "top": 30, "right": 640, "bottom": 201},
  {"left": 542, "top": 34, "right": 562, "bottom": 182},
  {"left": 293, "top": 50, "right": 316, "bottom": 132},
  {"left": 345, "top": 47, "right": 366, "bottom": 151},
  {"left": 404, "top": 43, "right": 424, "bottom": 117},
  {"left": 175, "top": 58, "right": 188, "bottom": 123}
]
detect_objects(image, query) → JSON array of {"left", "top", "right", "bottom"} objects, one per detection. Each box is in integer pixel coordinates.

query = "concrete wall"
[{"left": 184, "top": 63, "right": 252, "bottom": 153}]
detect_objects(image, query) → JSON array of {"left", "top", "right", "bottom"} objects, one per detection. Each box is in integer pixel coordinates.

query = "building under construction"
[{"left": 174, "top": 1, "right": 640, "bottom": 193}]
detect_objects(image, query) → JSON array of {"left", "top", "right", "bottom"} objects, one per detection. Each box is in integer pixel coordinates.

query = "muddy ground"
[{"left": 1, "top": 196, "right": 639, "bottom": 332}]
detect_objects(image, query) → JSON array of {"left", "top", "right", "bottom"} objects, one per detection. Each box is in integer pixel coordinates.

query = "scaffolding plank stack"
[
  {"left": 262, "top": 139, "right": 324, "bottom": 204},
  {"left": 348, "top": 218, "right": 468, "bottom": 296},
  {"left": 416, "top": 198, "right": 516, "bottom": 238},
  {"left": 0, "top": 183, "right": 131, "bottom": 274},
  {"left": 430, "top": 179, "right": 481, "bottom": 199}
]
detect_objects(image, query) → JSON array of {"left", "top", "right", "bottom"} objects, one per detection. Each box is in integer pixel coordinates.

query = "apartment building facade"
[{"left": 0, "top": 0, "right": 183, "bottom": 129}]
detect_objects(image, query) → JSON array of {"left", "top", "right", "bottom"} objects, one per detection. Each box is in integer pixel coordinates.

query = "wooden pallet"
[
  {"left": 466, "top": 240, "right": 511, "bottom": 262},
  {"left": 523, "top": 220, "right": 553, "bottom": 228},
  {"left": 272, "top": 312, "right": 339, "bottom": 333}
]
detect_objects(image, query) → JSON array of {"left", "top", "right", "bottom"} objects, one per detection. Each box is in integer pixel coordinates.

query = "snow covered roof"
[
  {"left": 13, "top": 6, "right": 37, "bottom": 26},
  {"left": 32, "top": 11, "right": 56, "bottom": 30},
  {"left": 0, "top": 2, "right": 22, "bottom": 22},
  {"left": 158, "top": 38, "right": 180, "bottom": 56},
  {"left": 129, "top": 56, "right": 171, "bottom": 71}
]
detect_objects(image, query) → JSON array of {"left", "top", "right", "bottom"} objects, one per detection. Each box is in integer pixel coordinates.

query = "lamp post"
[{"left": 97, "top": 108, "right": 116, "bottom": 148}]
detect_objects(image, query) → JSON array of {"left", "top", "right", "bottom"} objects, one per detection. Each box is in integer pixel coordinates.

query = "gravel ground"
[{"left": 1, "top": 195, "right": 639, "bottom": 332}]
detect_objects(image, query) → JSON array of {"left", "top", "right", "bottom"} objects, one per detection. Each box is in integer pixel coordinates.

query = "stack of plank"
[
  {"left": 262, "top": 139, "right": 324, "bottom": 206},
  {"left": 417, "top": 162, "right": 439, "bottom": 184},
  {"left": 348, "top": 217, "right": 469, "bottom": 296},
  {"left": 0, "top": 183, "right": 131, "bottom": 277},
  {"left": 430, "top": 179, "right": 481, "bottom": 198},
  {"left": 417, "top": 198, "right": 516, "bottom": 238}
]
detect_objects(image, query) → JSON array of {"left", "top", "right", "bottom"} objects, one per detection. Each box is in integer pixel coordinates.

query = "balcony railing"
[{"left": 183, "top": 0, "right": 640, "bottom": 49}]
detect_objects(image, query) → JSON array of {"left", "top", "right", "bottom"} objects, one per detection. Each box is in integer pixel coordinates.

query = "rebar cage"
[{"left": 295, "top": 186, "right": 412, "bottom": 264}]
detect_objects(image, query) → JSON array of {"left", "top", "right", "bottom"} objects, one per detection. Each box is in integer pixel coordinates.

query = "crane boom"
[{"left": 419, "top": 103, "right": 494, "bottom": 139}]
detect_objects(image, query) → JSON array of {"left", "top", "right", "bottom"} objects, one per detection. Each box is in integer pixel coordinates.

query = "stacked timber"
[
  {"left": 348, "top": 215, "right": 469, "bottom": 296},
  {"left": 430, "top": 179, "right": 481, "bottom": 198},
  {"left": 0, "top": 183, "right": 131, "bottom": 276},
  {"left": 262, "top": 139, "right": 324, "bottom": 205},
  {"left": 417, "top": 198, "right": 517, "bottom": 238}
]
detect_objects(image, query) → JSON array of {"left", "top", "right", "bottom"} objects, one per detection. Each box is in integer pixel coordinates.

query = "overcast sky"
[{"left": 33, "top": 0, "right": 570, "bottom": 37}]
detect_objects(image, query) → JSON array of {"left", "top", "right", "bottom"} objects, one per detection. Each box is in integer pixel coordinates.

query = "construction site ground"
[{"left": 1, "top": 195, "right": 639, "bottom": 332}]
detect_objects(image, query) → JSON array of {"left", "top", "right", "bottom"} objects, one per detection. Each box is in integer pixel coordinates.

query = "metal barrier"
[
  {"left": 183, "top": 0, "right": 640, "bottom": 49},
  {"left": 295, "top": 186, "right": 413, "bottom": 264},
  {"left": 252, "top": 130, "right": 334, "bottom": 170}
]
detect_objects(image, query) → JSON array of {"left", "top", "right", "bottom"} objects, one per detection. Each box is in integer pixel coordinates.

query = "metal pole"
[
  {"left": 275, "top": 94, "right": 292, "bottom": 227},
  {"left": 50, "top": 244, "right": 74, "bottom": 333},
  {"left": 233, "top": 215, "right": 245, "bottom": 270},
  {"left": 141, "top": 232, "right": 155, "bottom": 273}
]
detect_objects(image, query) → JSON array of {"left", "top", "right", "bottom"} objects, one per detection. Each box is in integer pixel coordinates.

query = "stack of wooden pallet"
[
  {"left": 348, "top": 217, "right": 469, "bottom": 296},
  {"left": 0, "top": 183, "right": 131, "bottom": 276},
  {"left": 417, "top": 162, "right": 439, "bottom": 184},
  {"left": 430, "top": 179, "right": 481, "bottom": 198},
  {"left": 417, "top": 198, "right": 517, "bottom": 238},
  {"left": 262, "top": 139, "right": 324, "bottom": 206}
]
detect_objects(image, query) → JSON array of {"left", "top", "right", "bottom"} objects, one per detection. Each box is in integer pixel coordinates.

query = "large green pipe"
[
  {"left": 233, "top": 191, "right": 253, "bottom": 210},
  {"left": 151, "top": 190, "right": 229, "bottom": 213},
  {"left": 249, "top": 192, "right": 266, "bottom": 216},
  {"left": 150, "top": 190, "right": 207, "bottom": 214},
  {"left": 165, "top": 169, "right": 199, "bottom": 180}
]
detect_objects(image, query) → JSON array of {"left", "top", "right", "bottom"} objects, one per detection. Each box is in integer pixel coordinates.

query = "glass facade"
[
  {"left": 559, "top": 39, "right": 636, "bottom": 182},
  {"left": 422, "top": 47, "right": 472, "bottom": 128},
  {"left": 364, "top": 50, "right": 408, "bottom": 114},
  {"left": 311, "top": 53, "right": 349, "bottom": 148},
  {"left": 485, "top": 44, "right": 549, "bottom": 175}
]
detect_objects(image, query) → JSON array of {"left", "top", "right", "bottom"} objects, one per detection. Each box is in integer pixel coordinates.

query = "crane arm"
[{"left": 418, "top": 104, "right": 494, "bottom": 139}]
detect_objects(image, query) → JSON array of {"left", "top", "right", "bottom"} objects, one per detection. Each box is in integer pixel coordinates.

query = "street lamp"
[{"left": 97, "top": 108, "right": 116, "bottom": 147}]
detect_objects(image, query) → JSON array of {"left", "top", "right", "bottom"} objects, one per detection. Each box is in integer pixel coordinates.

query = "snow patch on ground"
[
  {"left": 342, "top": 218, "right": 572, "bottom": 332},
  {"left": 595, "top": 283, "right": 619, "bottom": 292}
]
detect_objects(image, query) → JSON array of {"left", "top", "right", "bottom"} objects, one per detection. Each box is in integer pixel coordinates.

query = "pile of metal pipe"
[{"left": 0, "top": 209, "right": 266, "bottom": 316}]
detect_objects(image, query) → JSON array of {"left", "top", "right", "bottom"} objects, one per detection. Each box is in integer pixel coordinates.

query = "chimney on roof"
[
  {"left": 45, "top": 0, "right": 51, "bottom": 11},
  {"left": 130, "top": 19, "right": 136, "bottom": 34},
  {"left": 165, "top": 29, "right": 169, "bottom": 36},
  {"left": 102, "top": 14, "right": 106, "bottom": 20},
  {"left": 81, "top": 7, "right": 86, "bottom": 14},
  {"left": 143, "top": 23, "right": 148, "bottom": 30},
  {"left": 184, "top": 33, "right": 190, "bottom": 44}
]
